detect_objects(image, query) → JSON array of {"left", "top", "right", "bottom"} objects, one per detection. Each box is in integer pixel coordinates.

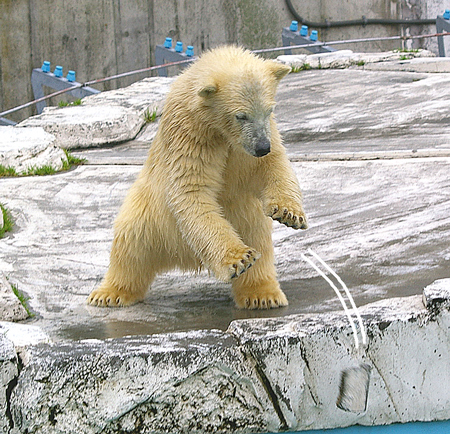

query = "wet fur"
[{"left": 88, "top": 46, "right": 307, "bottom": 309}]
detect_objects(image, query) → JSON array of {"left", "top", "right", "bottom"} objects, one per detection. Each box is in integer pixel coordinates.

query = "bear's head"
[{"left": 195, "top": 47, "right": 291, "bottom": 158}]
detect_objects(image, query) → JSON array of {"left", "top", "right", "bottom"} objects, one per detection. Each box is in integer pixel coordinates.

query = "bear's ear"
[
  {"left": 198, "top": 83, "right": 218, "bottom": 98},
  {"left": 266, "top": 61, "right": 291, "bottom": 81}
]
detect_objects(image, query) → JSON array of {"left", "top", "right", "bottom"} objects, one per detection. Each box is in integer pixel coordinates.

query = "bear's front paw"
[
  {"left": 87, "top": 286, "right": 143, "bottom": 307},
  {"left": 266, "top": 203, "right": 308, "bottom": 230},
  {"left": 219, "top": 247, "right": 261, "bottom": 281}
]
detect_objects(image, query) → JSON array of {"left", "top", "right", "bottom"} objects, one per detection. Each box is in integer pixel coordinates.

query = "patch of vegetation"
[
  {"left": 291, "top": 63, "right": 311, "bottom": 73},
  {"left": 62, "top": 149, "right": 87, "bottom": 170},
  {"left": 356, "top": 60, "right": 365, "bottom": 67},
  {"left": 58, "top": 99, "right": 82, "bottom": 108},
  {"left": 143, "top": 107, "right": 158, "bottom": 123},
  {"left": 394, "top": 48, "right": 420, "bottom": 53},
  {"left": 0, "top": 203, "right": 13, "bottom": 238},
  {"left": 25, "top": 164, "right": 57, "bottom": 176},
  {"left": 0, "top": 165, "right": 18, "bottom": 177},
  {"left": 0, "top": 150, "right": 86, "bottom": 178},
  {"left": 10, "top": 282, "right": 34, "bottom": 318}
]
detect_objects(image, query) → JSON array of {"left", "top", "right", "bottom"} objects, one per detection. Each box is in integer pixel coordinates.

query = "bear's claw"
[
  {"left": 227, "top": 248, "right": 261, "bottom": 280},
  {"left": 87, "top": 286, "right": 142, "bottom": 307},
  {"left": 234, "top": 282, "right": 288, "bottom": 310},
  {"left": 267, "top": 204, "right": 308, "bottom": 230}
]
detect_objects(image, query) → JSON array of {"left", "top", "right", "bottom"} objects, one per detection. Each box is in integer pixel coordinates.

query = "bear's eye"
[{"left": 235, "top": 113, "right": 249, "bottom": 122}]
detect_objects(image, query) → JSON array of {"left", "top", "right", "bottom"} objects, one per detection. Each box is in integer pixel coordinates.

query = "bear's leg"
[
  {"left": 228, "top": 198, "right": 288, "bottom": 309},
  {"left": 87, "top": 226, "right": 157, "bottom": 307}
]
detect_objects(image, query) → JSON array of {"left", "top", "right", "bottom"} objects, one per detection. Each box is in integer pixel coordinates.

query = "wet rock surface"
[{"left": 4, "top": 283, "right": 450, "bottom": 433}]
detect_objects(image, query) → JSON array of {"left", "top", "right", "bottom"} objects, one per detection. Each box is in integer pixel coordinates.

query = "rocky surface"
[
  {"left": 2, "top": 280, "right": 450, "bottom": 433},
  {"left": 0, "top": 51, "right": 450, "bottom": 433},
  {"left": 0, "top": 126, "right": 66, "bottom": 174},
  {"left": 18, "top": 77, "right": 173, "bottom": 149},
  {"left": 0, "top": 274, "right": 28, "bottom": 322},
  {"left": 0, "top": 335, "right": 18, "bottom": 434},
  {"left": 277, "top": 49, "right": 435, "bottom": 71}
]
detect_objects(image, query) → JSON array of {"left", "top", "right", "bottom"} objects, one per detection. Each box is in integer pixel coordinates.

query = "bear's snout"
[{"left": 255, "top": 136, "right": 271, "bottom": 157}]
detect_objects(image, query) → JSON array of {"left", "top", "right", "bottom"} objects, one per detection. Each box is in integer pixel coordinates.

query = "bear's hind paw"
[{"left": 87, "top": 286, "right": 143, "bottom": 308}]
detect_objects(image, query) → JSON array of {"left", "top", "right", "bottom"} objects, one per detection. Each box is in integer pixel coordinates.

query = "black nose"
[{"left": 255, "top": 137, "right": 271, "bottom": 157}]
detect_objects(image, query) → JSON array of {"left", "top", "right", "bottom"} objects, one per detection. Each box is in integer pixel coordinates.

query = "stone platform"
[{"left": 1, "top": 51, "right": 450, "bottom": 433}]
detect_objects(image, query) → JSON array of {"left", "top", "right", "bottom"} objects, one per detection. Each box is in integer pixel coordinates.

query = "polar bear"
[{"left": 87, "top": 46, "right": 307, "bottom": 310}]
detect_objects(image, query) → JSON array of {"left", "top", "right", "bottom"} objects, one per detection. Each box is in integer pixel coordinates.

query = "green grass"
[
  {"left": 394, "top": 48, "right": 420, "bottom": 53},
  {"left": 0, "top": 150, "right": 86, "bottom": 178},
  {"left": 0, "top": 165, "right": 18, "bottom": 177},
  {"left": 143, "top": 107, "right": 158, "bottom": 123},
  {"left": 0, "top": 203, "right": 13, "bottom": 238},
  {"left": 25, "top": 164, "right": 57, "bottom": 176},
  {"left": 58, "top": 99, "right": 82, "bottom": 108},
  {"left": 291, "top": 63, "right": 311, "bottom": 73},
  {"left": 356, "top": 60, "right": 365, "bottom": 67},
  {"left": 10, "top": 282, "right": 34, "bottom": 318},
  {"left": 62, "top": 149, "right": 87, "bottom": 170}
]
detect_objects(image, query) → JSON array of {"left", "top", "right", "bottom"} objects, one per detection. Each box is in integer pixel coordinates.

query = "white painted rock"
[
  {"left": 0, "top": 126, "right": 66, "bottom": 174},
  {"left": 0, "top": 274, "right": 28, "bottom": 322}
]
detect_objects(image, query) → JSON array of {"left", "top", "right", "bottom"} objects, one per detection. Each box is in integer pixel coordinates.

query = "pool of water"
[{"left": 287, "top": 419, "right": 450, "bottom": 433}]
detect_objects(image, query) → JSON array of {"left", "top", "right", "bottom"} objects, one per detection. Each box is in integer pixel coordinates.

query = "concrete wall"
[{"left": 0, "top": 0, "right": 446, "bottom": 123}]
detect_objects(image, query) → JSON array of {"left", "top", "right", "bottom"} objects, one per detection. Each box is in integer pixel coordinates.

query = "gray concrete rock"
[
  {"left": 82, "top": 77, "right": 174, "bottom": 114},
  {"left": 0, "top": 126, "right": 66, "bottom": 174},
  {"left": 0, "top": 274, "right": 28, "bottom": 322},
  {"left": 18, "top": 77, "right": 174, "bottom": 150},
  {"left": 18, "top": 105, "right": 143, "bottom": 150},
  {"left": 422, "top": 278, "right": 450, "bottom": 309},
  {"left": 277, "top": 49, "right": 435, "bottom": 70},
  {"left": 5, "top": 282, "right": 450, "bottom": 433},
  {"left": 0, "top": 323, "right": 50, "bottom": 352},
  {"left": 2, "top": 56, "right": 450, "bottom": 434},
  {"left": 10, "top": 330, "right": 278, "bottom": 434},
  {"left": 228, "top": 282, "right": 450, "bottom": 431},
  {"left": 0, "top": 335, "right": 18, "bottom": 434},
  {"left": 365, "top": 56, "right": 450, "bottom": 73}
]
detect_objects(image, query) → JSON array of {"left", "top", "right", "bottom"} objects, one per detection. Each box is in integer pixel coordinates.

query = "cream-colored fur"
[{"left": 87, "top": 46, "right": 307, "bottom": 310}]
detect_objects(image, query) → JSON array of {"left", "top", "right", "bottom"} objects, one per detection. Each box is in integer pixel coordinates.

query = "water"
[{"left": 284, "top": 419, "right": 450, "bottom": 433}]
